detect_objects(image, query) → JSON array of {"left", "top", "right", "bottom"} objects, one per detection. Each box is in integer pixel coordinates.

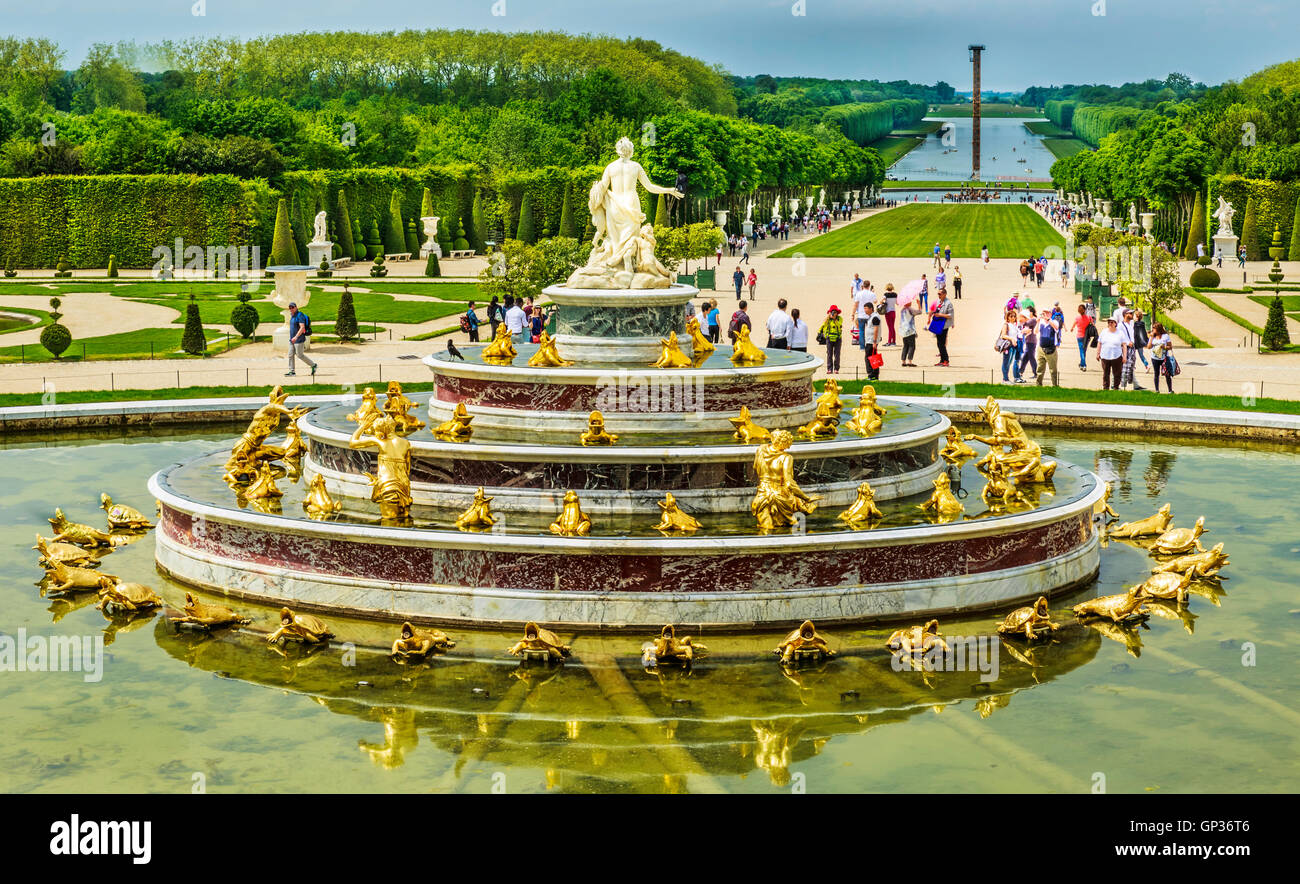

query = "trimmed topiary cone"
[
  {"left": 181, "top": 294, "right": 206, "bottom": 355},
  {"left": 1262, "top": 295, "right": 1291, "bottom": 351}
]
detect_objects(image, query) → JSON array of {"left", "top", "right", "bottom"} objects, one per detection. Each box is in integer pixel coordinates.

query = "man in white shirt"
[
  {"left": 1111, "top": 296, "right": 1128, "bottom": 325},
  {"left": 853, "top": 282, "right": 873, "bottom": 350},
  {"left": 765, "top": 299, "right": 793, "bottom": 349},
  {"left": 504, "top": 300, "right": 527, "bottom": 338}
]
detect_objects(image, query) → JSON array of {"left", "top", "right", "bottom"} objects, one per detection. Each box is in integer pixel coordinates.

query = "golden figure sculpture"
[
  {"left": 528, "top": 331, "right": 575, "bottom": 368},
  {"left": 350, "top": 415, "right": 413, "bottom": 521},
  {"left": 267, "top": 606, "right": 334, "bottom": 644},
  {"left": 303, "top": 474, "right": 341, "bottom": 516},
  {"left": 940, "top": 427, "right": 977, "bottom": 462},
  {"left": 981, "top": 460, "right": 1028, "bottom": 509},
  {"left": 796, "top": 400, "right": 839, "bottom": 439},
  {"left": 282, "top": 422, "right": 306, "bottom": 460},
  {"left": 1071, "top": 587, "right": 1149, "bottom": 623},
  {"left": 816, "top": 379, "right": 844, "bottom": 416},
  {"left": 97, "top": 580, "right": 163, "bottom": 615},
  {"left": 99, "top": 493, "right": 153, "bottom": 531},
  {"left": 654, "top": 492, "right": 701, "bottom": 532},
  {"left": 579, "top": 411, "right": 619, "bottom": 445},
  {"left": 751, "top": 430, "right": 817, "bottom": 532},
  {"left": 838, "top": 482, "right": 882, "bottom": 526},
  {"left": 346, "top": 387, "right": 382, "bottom": 431},
  {"left": 729, "top": 323, "right": 767, "bottom": 365},
  {"left": 391, "top": 621, "right": 456, "bottom": 660},
  {"left": 48, "top": 509, "right": 116, "bottom": 548},
  {"left": 34, "top": 534, "right": 99, "bottom": 569},
  {"left": 1135, "top": 571, "right": 1193, "bottom": 606},
  {"left": 481, "top": 323, "right": 518, "bottom": 362},
  {"left": 775, "top": 620, "right": 834, "bottom": 663},
  {"left": 455, "top": 487, "right": 496, "bottom": 530},
  {"left": 966, "top": 397, "right": 1056, "bottom": 483},
  {"left": 550, "top": 490, "right": 593, "bottom": 536},
  {"left": 686, "top": 316, "right": 715, "bottom": 357},
  {"left": 886, "top": 619, "right": 949, "bottom": 657},
  {"left": 729, "top": 405, "right": 772, "bottom": 443},
  {"left": 844, "top": 388, "right": 886, "bottom": 435},
  {"left": 1151, "top": 516, "right": 1206, "bottom": 555},
  {"left": 224, "top": 385, "right": 307, "bottom": 483},
  {"left": 1107, "top": 503, "right": 1172, "bottom": 538},
  {"left": 1096, "top": 480, "right": 1120, "bottom": 520},
  {"left": 996, "top": 596, "right": 1060, "bottom": 641},
  {"left": 169, "top": 592, "right": 252, "bottom": 630},
  {"left": 1152, "top": 542, "right": 1229, "bottom": 579},
  {"left": 244, "top": 461, "right": 284, "bottom": 500},
  {"left": 45, "top": 560, "right": 117, "bottom": 593},
  {"left": 649, "top": 624, "right": 706, "bottom": 667},
  {"left": 650, "top": 330, "right": 693, "bottom": 368},
  {"left": 918, "top": 474, "right": 964, "bottom": 520},
  {"left": 431, "top": 402, "right": 474, "bottom": 442},
  {"left": 507, "top": 622, "right": 571, "bottom": 661},
  {"left": 383, "top": 381, "right": 426, "bottom": 434}
]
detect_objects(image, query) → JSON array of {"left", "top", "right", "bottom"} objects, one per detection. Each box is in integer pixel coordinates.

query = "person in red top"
[
  {"left": 1072, "top": 303, "right": 1093, "bottom": 371},
  {"left": 747, "top": 270, "right": 758, "bottom": 299}
]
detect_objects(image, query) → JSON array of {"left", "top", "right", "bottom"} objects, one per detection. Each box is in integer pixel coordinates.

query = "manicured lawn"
[
  {"left": 1042, "top": 137, "right": 1090, "bottom": 160},
  {"left": 893, "top": 121, "right": 943, "bottom": 136},
  {"left": 770, "top": 203, "right": 1064, "bottom": 259},
  {"left": 1023, "top": 121, "right": 1070, "bottom": 137},
  {"left": 0, "top": 326, "right": 246, "bottom": 363},
  {"left": 129, "top": 290, "right": 466, "bottom": 327},
  {"left": 881, "top": 180, "right": 1045, "bottom": 190},
  {"left": 0, "top": 305, "right": 52, "bottom": 336},
  {"left": 929, "top": 104, "right": 1041, "bottom": 117},
  {"left": 869, "top": 136, "right": 924, "bottom": 166},
  {"left": 0, "top": 380, "right": 437, "bottom": 407},
  {"left": 0, "top": 279, "right": 483, "bottom": 302}
]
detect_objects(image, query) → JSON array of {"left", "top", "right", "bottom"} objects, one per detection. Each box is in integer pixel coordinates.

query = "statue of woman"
[{"left": 751, "top": 430, "right": 816, "bottom": 531}]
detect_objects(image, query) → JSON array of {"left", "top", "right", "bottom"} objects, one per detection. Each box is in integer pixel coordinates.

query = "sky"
[{"left": 5, "top": 0, "right": 1298, "bottom": 91}]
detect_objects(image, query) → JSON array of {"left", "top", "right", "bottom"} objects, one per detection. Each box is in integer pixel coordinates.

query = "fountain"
[{"left": 150, "top": 141, "right": 1104, "bottom": 630}]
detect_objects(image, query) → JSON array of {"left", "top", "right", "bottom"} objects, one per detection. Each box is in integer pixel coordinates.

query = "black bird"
[{"left": 446, "top": 339, "right": 464, "bottom": 360}]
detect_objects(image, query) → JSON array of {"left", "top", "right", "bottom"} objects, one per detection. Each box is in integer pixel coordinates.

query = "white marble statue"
[
  {"left": 565, "top": 137, "right": 683, "bottom": 289},
  {"left": 772, "top": 196, "right": 782, "bottom": 222},
  {"left": 745, "top": 199, "right": 754, "bottom": 223},
  {"left": 817, "top": 188, "right": 826, "bottom": 208},
  {"left": 1129, "top": 204, "right": 1138, "bottom": 228},
  {"left": 311, "top": 211, "right": 329, "bottom": 245},
  {"left": 1213, "top": 197, "right": 1235, "bottom": 236}
]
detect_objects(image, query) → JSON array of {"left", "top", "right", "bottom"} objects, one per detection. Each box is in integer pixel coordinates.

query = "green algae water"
[{"left": 1, "top": 427, "right": 1296, "bottom": 793}]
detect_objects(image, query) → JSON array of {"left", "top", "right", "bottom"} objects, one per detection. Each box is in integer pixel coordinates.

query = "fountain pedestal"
[{"left": 1213, "top": 234, "right": 1239, "bottom": 264}]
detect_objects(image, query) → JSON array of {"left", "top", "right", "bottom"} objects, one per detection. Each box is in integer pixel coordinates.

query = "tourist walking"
[
  {"left": 1149, "top": 322, "right": 1175, "bottom": 393},
  {"left": 748, "top": 269, "right": 758, "bottom": 300},
  {"left": 706, "top": 299, "right": 721, "bottom": 343},
  {"left": 1097, "top": 317, "right": 1127, "bottom": 390},
  {"left": 285, "top": 302, "right": 316, "bottom": 378},
  {"left": 853, "top": 282, "right": 873, "bottom": 350},
  {"left": 487, "top": 296, "right": 502, "bottom": 339},
  {"left": 862, "top": 303, "right": 882, "bottom": 381},
  {"left": 464, "top": 301, "right": 481, "bottom": 343},
  {"left": 883, "top": 283, "right": 898, "bottom": 345},
  {"left": 728, "top": 301, "right": 752, "bottom": 344},
  {"left": 952, "top": 266, "right": 962, "bottom": 299},
  {"left": 741, "top": 240, "right": 750, "bottom": 264},
  {"left": 789, "top": 308, "right": 808, "bottom": 352},
  {"left": 981, "top": 244, "right": 989, "bottom": 268},
  {"left": 899, "top": 297, "right": 920, "bottom": 366},
  {"left": 1018, "top": 309, "right": 1039, "bottom": 378},
  {"left": 932, "top": 242, "right": 942, "bottom": 269},
  {"left": 504, "top": 297, "right": 527, "bottom": 340},
  {"left": 943, "top": 244, "right": 952, "bottom": 267},
  {"left": 1119, "top": 307, "right": 1142, "bottom": 390},
  {"left": 1133, "top": 308, "right": 1150, "bottom": 370},
  {"left": 765, "top": 299, "right": 792, "bottom": 349},
  {"left": 733, "top": 266, "right": 744, "bottom": 300},
  {"left": 1035, "top": 309, "right": 1061, "bottom": 387},
  {"left": 918, "top": 274, "right": 929, "bottom": 312},
  {"left": 997, "top": 308, "right": 1022, "bottom": 383},
  {"left": 1074, "top": 304, "right": 1096, "bottom": 371},
  {"left": 819, "top": 305, "right": 843, "bottom": 374},
  {"left": 930, "top": 287, "right": 954, "bottom": 366}
]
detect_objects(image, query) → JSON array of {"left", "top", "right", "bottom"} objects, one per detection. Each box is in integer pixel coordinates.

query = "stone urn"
[
  {"left": 714, "top": 209, "right": 729, "bottom": 228},
  {"left": 420, "top": 216, "right": 441, "bottom": 259}
]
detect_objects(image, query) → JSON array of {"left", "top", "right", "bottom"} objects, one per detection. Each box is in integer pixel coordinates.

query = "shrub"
[
  {"left": 181, "top": 294, "right": 206, "bottom": 354},
  {"left": 1183, "top": 195, "right": 1206, "bottom": 260},
  {"left": 1262, "top": 295, "right": 1291, "bottom": 350},
  {"left": 425, "top": 251, "right": 441, "bottom": 278},
  {"left": 469, "top": 190, "right": 487, "bottom": 253},
  {"left": 452, "top": 215, "right": 470, "bottom": 252},
  {"left": 106, "top": 254, "right": 118, "bottom": 277},
  {"left": 1241, "top": 196, "right": 1260, "bottom": 261},
  {"left": 1189, "top": 267, "right": 1220, "bottom": 288},
  {"left": 352, "top": 216, "right": 366, "bottom": 260},
  {"left": 384, "top": 189, "right": 406, "bottom": 255},
  {"left": 316, "top": 258, "right": 332, "bottom": 278},
  {"left": 3, "top": 255, "right": 15, "bottom": 278},
  {"left": 364, "top": 220, "right": 382, "bottom": 260},
  {"left": 516, "top": 192, "right": 536, "bottom": 243},
  {"left": 654, "top": 192, "right": 670, "bottom": 228},
  {"left": 336, "top": 190, "right": 356, "bottom": 260},
  {"left": 230, "top": 288, "right": 259, "bottom": 338},
  {"left": 369, "top": 254, "right": 388, "bottom": 278},
  {"left": 335, "top": 285, "right": 358, "bottom": 341},
  {"left": 40, "top": 296, "right": 71, "bottom": 357},
  {"left": 438, "top": 210, "right": 454, "bottom": 254},
  {"left": 270, "top": 198, "right": 300, "bottom": 266},
  {"left": 558, "top": 182, "right": 577, "bottom": 239},
  {"left": 405, "top": 219, "right": 420, "bottom": 255},
  {"left": 54, "top": 257, "right": 72, "bottom": 278}
]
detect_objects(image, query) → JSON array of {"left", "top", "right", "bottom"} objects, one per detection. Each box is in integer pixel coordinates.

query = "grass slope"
[
  {"left": 869, "top": 136, "right": 924, "bottom": 166},
  {"left": 770, "top": 204, "right": 1064, "bottom": 259},
  {"left": 881, "top": 180, "right": 1045, "bottom": 190},
  {"left": 929, "top": 104, "right": 1041, "bottom": 118},
  {"left": 1042, "top": 137, "right": 1090, "bottom": 160}
]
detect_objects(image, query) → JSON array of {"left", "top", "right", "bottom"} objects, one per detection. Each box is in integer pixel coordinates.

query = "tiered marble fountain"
[{"left": 150, "top": 140, "right": 1103, "bottom": 630}]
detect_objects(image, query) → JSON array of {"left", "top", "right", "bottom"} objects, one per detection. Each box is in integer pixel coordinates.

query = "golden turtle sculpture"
[
  {"left": 886, "top": 619, "right": 949, "bottom": 657},
  {"left": 1134, "top": 571, "right": 1193, "bottom": 605},
  {"left": 775, "top": 620, "right": 835, "bottom": 663},
  {"left": 1151, "top": 516, "right": 1207, "bottom": 556},
  {"left": 996, "top": 596, "right": 1060, "bottom": 641},
  {"left": 391, "top": 621, "right": 456, "bottom": 661},
  {"left": 34, "top": 533, "right": 99, "bottom": 569},
  {"left": 1107, "top": 503, "right": 1172, "bottom": 538},
  {"left": 507, "top": 622, "right": 571, "bottom": 662},
  {"left": 168, "top": 592, "right": 252, "bottom": 630},
  {"left": 1072, "top": 587, "right": 1149, "bottom": 623},
  {"left": 48, "top": 509, "right": 117, "bottom": 548},
  {"left": 100, "top": 493, "right": 153, "bottom": 530},
  {"left": 97, "top": 580, "right": 163, "bottom": 614},
  {"left": 648, "top": 624, "right": 707, "bottom": 667},
  {"left": 1152, "top": 542, "right": 1229, "bottom": 579},
  {"left": 266, "top": 607, "right": 334, "bottom": 644},
  {"left": 45, "top": 561, "right": 117, "bottom": 594}
]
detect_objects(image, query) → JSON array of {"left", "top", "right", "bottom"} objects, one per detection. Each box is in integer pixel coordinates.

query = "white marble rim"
[
  {"left": 154, "top": 530, "right": 1099, "bottom": 629},
  {"left": 149, "top": 462, "right": 1103, "bottom": 554},
  {"left": 301, "top": 406, "right": 948, "bottom": 462},
  {"left": 422, "top": 352, "right": 822, "bottom": 383},
  {"left": 541, "top": 283, "right": 699, "bottom": 307}
]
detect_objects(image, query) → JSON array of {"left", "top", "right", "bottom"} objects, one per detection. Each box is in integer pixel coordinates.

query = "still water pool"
[
  {"left": 2, "top": 428, "right": 1296, "bottom": 793},
  {"left": 891, "top": 117, "right": 1057, "bottom": 183}
]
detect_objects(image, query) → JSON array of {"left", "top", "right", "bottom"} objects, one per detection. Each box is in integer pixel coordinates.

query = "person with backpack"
[
  {"left": 285, "top": 302, "right": 316, "bottom": 378},
  {"left": 487, "top": 296, "right": 501, "bottom": 339},
  {"left": 728, "top": 300, "right": 752, "bottom": 344},
  {"left": 463, "top": 301, "right": 480, "bottom": 343},
  {"left": 818, "top": 305, "right": 843, "bottom": 375},
  {"left": 1035, "top": 310, "right": 1061, "bottom": 387}
]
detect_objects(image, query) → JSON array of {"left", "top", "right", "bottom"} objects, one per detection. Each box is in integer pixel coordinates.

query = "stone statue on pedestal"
[
  {"left": 1213, "top": 197, "right": 1236, "bottom": 236},
  {"left": 311, "top": 211, "right": 329, "bottom": 244}
]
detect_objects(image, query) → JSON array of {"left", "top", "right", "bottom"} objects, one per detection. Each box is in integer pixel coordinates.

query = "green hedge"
[
  {"left": 821, "top": 99, "right": 925, "bottom": 145},
  {"left": 1046, "top": 100, "right": 1080, "bottom": 131},
  {"left": 0, "top": 174, "right": 273, "bottom": 269},
  {"left": 1070, "top": 105, "right": 1147, "bottom": 148},
  {"left": 1206, "top": 175, "right": 1299, "bottom": 263}
]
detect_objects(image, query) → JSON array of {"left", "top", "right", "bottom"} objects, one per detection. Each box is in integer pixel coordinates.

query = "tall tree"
[
  {"left": 385, "top": 188, "right": 406, "bottom": 255},
  {"left": 269, "top": 198, "right": 300, "bottom": 266}
]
